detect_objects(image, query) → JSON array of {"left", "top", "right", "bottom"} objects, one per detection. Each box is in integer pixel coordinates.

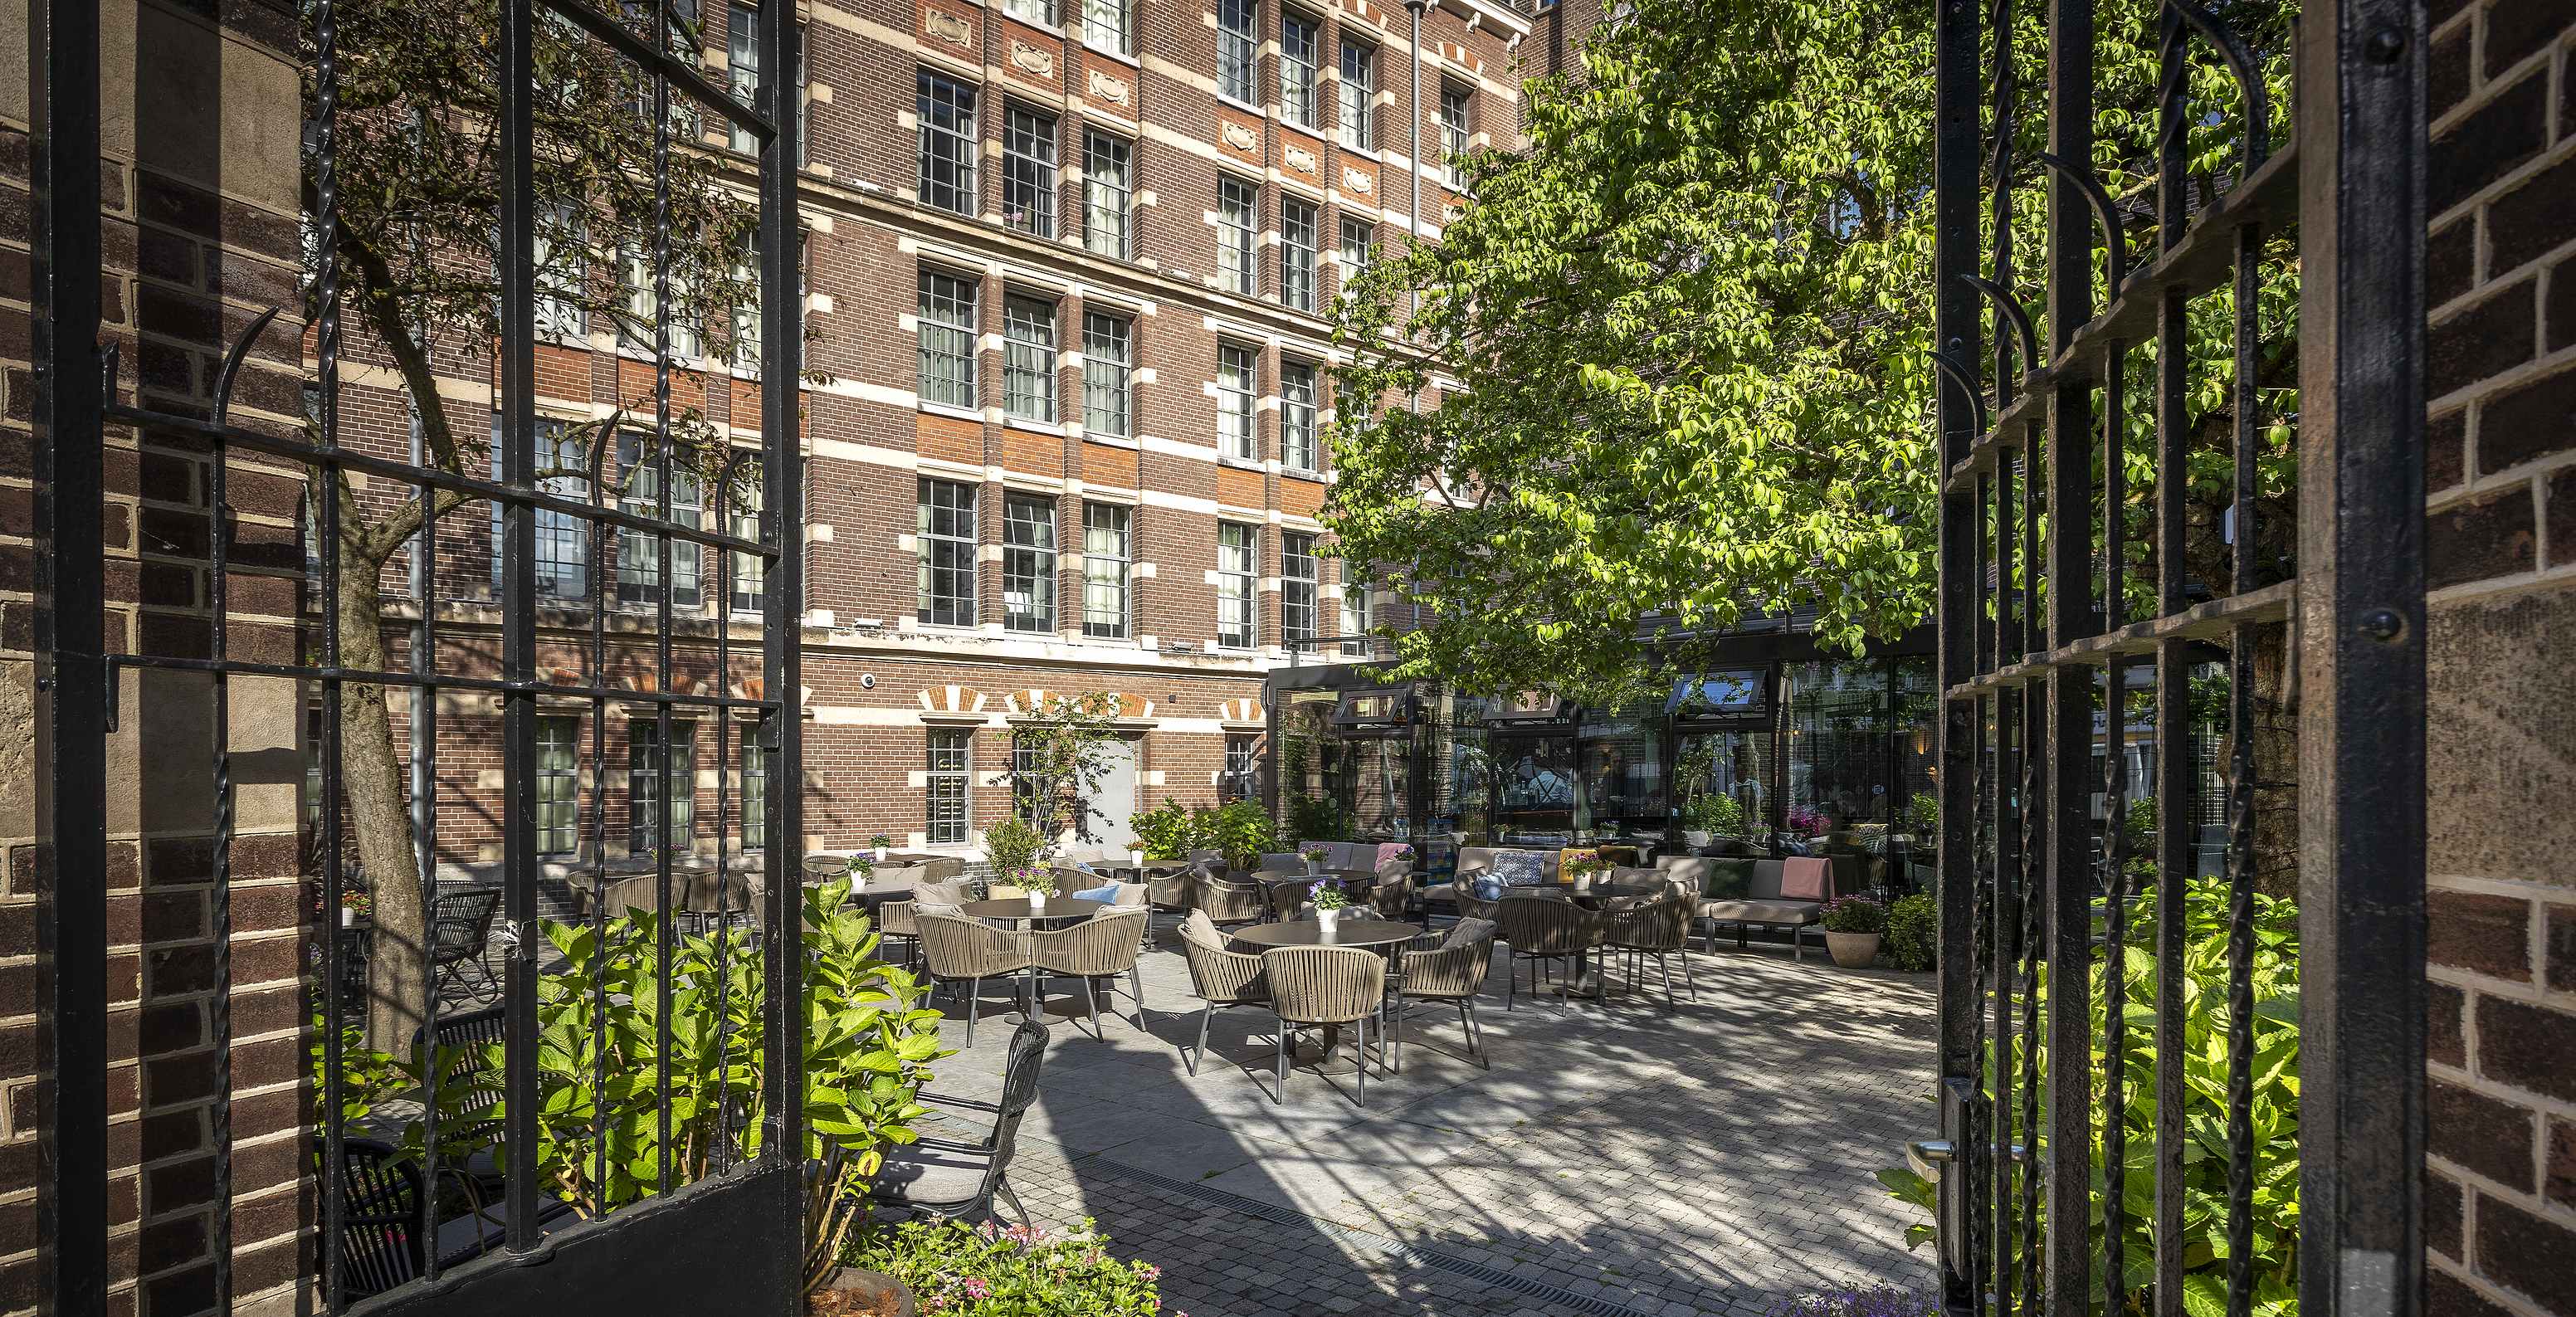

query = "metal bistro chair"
[
  {"left": 1497, "top": 895, "right": 1605, "bottom": 1013},
  {"left": 871, "top": 1018, "right": 1050, "bottom": 1232},
  {"left": 1389, "top": 917, "right": 1499, "bottom": 1071},
  {"left": 332, "top": 1137, "right": 576, "bottom": 1299},
  {"left": 429, "top": 888, "right": 502, "bottom": 1006},
  {"left": 407, "top": 1004, "right": 510, "bottom": 1198},
  {"left": 1176, "top": 910, "right": 1271, "bottom": 1076},
  {"left": 916, "top": 912, "right": 1034, "bottom": 1048},
  {"left": 1261, "top": 945, "right": 1389, "bottom": 1105},
  {"left": 1029, "top": 907, "right": 1152, "bottom": 1034},
  {"left": 1604, "top": 892, "right": 1700, "bottom": 1007}
]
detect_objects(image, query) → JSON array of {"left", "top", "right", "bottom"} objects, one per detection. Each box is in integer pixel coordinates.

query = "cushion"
[
  {"left": 1182, "top": 909, "right": 1220, "bottom": 945},
  {"left": 1490, "top": 851, "right": 1545, "bottom": 887},
  {"left": 1699, "top": 898, "right": 1822, "bottom": 924},
  {"left": 1373, "top": 842, "right": 1415, "bottom": 870},
  {"left": 1600, "top": 894, "right": 1648, "bottom": 913},
  {"left": 1470, "top": 875, "right": 1504, "bottom": 901},
  {"left": 1441, "top": 916, "right": 1497, "bottom": 950},
  {"left": 1073, "top": 884, "right": 1121, "bottom": 902},
  {"left": 1781, "top": 856, "right": 1832, "bottom": 900},
  {"left": 1701, "top": 858, "right": 1755, "bottom": 900}
]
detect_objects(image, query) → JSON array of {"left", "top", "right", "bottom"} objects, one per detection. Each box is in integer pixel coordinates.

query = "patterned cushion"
[{"left": 1490, "top": 851, "right": 1546, "bottom": 887}]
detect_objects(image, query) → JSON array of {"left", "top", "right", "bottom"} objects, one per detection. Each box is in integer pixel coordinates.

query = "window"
[
  {"left": 1281, "top": 360, "right": 1317, "bottom": 471},
  {"left": 796, "top": 21, "right": 809, "bottom": 168},
  {"left": 917, "top": 71, "right": 978, "bottom": 215},
  {"left": 1217, "top": 522, "right": 1257, "bottom": 649},
  {"left": 1281, "top": 198, "right": 1316, "bottom": 312},
  {"left": 1343, "top": 576, "right": 1372, "bottom": 655},
  {"left": 1339, "top": 215, "right": 1374, "bottom": 279},
  {"left": 727, "top": 4, "right": 760, "bottom": 154},
  {"left": 1282, "top": 532, "right": 1318, "bottom": 644},
  {"left": 1083, "top": 311, "right": 1132, "bottom": 437},
  {"left": 925, "top": 729, "right": 970, "bottom": 845},
  {"left": 617, "top": 431, "right": 705, "bottom": 610},
  {"left": 1217, "top": 177, "right": 1257, "bottom": 296},
  {"left": 537, "top": 716, "right": 580, "bottom": 854},
  {"left": 1281, "top": 13, "right": 1318, "bottom": 127},
  {"left": 1222, "top": 733, "right": 1258, "bottom": 801},
  {"left": 630, "top": 720, "right": 695, "bottom": 854},
  {"left": 1083, "top": 0, "right": 1129, "bottom": 52},
  {"left": 1005, "top": 0, "right": 1056, "bottom": 22},
  {"left": 534, "top": 202, "right": 583, "bottom": 338},
  {"left": 917, "top": 478, "right": 978, "bottom": 626},
  {"left": 1082, "top": 502, "right": 1130, "bottom": 638},
  {"left": 740, "top": 739, "right": 767, "bottom": 849},
  {"left": 490, "top": 416, "right": 590, "bottom": 602},
  {"left": 1441, "top": 83, "right": 1473, "bottom": 187},
  {"left": 1003, "top": 295, "right": 1057, "bottom": 422},
  {"left": 1217, "top": 0, "right": 1255, "bottom": 102},
  {"left": 731, "top": 229, "right": 760, "bottom": 366},
  {"left": 1003, "top": 492, "right": 1057, "bottom": 633},
  {"left": 1003, "top": 105, "right": 1057, "bottom": 237},
  {"left": 917, "top": 270, "right": 978, "bottom": 407},
  {"left": 1082, "top": 130, "right": 1131, "bottom": 259},
  {"left": 1338, "top": 40, "right": 1374, "bottom": 150},
  {"left": 619, "top": 245, "right": 701, "bottom": 358},
  {"left": 1217, "top": 344, "right": 1257, "bottom": 461},
  {"left": 728, "top": 458, "right": 766, "bottom": 615}
]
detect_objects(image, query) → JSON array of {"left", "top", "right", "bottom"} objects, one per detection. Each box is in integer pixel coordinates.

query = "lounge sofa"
[{"left": 1662, "top": 853, "right": 1846, "bottom": 961}]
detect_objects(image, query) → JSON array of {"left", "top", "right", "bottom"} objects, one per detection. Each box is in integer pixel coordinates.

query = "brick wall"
[{"left": 2422, "top": 2, "right": 2576, "bottom": 1315}]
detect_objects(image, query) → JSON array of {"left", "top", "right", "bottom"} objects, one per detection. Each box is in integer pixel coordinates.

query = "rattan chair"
[
  {"left": 1261, "top": 945, "right": 1388, "bottom": 1105},
  {"left": 1497, "top": 896, "right": 1605, "bottom": 1013},
  {"left": 877, "top": 899, "right": 923, "bottom": 969},
  {"left": 1030, "top": 907, "right": 1151, "bottom": 1034},
  {"left": 1390, "top": 918, "right": 1498, "bottom": 1071},
  {"left": 872, "top": 1018, "right": 1049, "bottom": 1231},
  {"left": 1191, "top": 873, "right": 1266, "bottom": 928},
  {"left": 1265, "top": 876, "right": 1324, "bottom": 924},
  {"left": 916, "top": 912, "right": 1034, "bottom": 1047},
  {"left": 1452, "top": 883, "right": 1501, "bottom": 923},
  {"left": 1604, "top": 893, "right": 1699, "bottom": 1006},
  {"left": 1364, "top": 870, "right": 1416, "bottom": 922},
  {"left": 1176, "top": 910, "right": 1270, "bottom": 1076}
]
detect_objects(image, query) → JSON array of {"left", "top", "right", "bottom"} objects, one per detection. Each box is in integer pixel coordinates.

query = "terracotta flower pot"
[
  {"left": 1827, "top": 931, "right": 1882, "bottom": 969},
  {"left": 807, "top": 1269, "right": 914, "bottom": 1317}
]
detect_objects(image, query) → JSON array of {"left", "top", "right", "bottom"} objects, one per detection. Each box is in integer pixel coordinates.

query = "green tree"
[{"left": 1008, "top": 692, "right": 1127, "bottom": 850}]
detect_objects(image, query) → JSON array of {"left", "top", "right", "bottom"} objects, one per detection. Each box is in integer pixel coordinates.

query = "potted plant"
[
  {"left": 842, "top": 854, "right": 874, "bottom": 887},
  {"left": 1299, "top": 845, "right": 1332, "bottom": 875},
  {"left": 1819, "top": 895, "right": 1888, "bottom": 969},
  {"left": 1560, "top": 851, "right": 1609, "bottom": 894},
  {"left": 340, "top": 886, "right": 372, "bottom": 928},
  {"left": 1004, "top": 866, "right": 1051, "bottom": 908},
  {"left": 1309, "top": 877, "right": 1348, "bottom": 934},
  {"left": 870, "top": 834, "right": 892, "bottom": 863}
]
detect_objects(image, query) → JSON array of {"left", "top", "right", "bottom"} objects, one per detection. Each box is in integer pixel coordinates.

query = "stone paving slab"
[{"left": 912, "top": 919, "right": 1939, "bottom": 1316}]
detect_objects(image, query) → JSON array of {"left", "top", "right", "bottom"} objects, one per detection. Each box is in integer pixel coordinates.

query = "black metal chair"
[
  {"left": 332, "top": 1137, "right": 576, "bottom": 1298},
  {"left": 430, "top": 888, "right": 503, "bottom": 1005},
  {"left": 870, "top": 1018, "right": 1050, "bottom": 1230}
]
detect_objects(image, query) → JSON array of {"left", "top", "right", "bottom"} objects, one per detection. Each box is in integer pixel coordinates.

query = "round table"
[
  {"left": 1229, "top": 919, "right": 1422, "bottom": 1061},
  {"left": 960, "top": 896, "right": 1107, "bottom": 926}
]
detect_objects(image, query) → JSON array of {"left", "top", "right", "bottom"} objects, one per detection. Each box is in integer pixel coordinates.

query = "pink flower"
[{"left": 962, "top": 1277, "right": 990, "bottom": 1300}]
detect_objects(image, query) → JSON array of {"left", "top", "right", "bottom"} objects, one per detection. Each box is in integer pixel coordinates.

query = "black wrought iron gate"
[
  {"left": 27, "top": 0, "right": 811, "bottom": 1311},
  {"left": 1927, "top": 6, "right": 2424, "bottom": 1317}
]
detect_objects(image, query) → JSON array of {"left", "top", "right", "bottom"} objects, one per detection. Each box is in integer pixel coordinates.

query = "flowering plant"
[
  {"left": 842, "top": 1218, "right": 1179, "bottom": 1316},
  {"left": 1385, "top": 844, "right": 1414, "bottom": 860},
  {"left": 1308, "top": 878, "right": 1348, "bottom": 911},
  {"left": 339, "top": 888, "right": 373, "bottom": 918},
  {"left": 1298, "top": 845, "right": 1332, "bottom": 862},
  {"left": 842, "top": 854, "right": 874, "bottom": 877},
  {"left": 1559, "top": 849, "right": 1608, "bottom": 879},
  {"left": 869, "top": 834, "right": 892, "bottom": 849},
  {"left": 1785, "top": 806, "right": 1834, "bottom": 837},
  {"left": 1819, "top": 895, "right": 1887, "bottom": 934}
]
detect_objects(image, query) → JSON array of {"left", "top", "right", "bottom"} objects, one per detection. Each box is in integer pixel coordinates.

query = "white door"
[{"left": 1076, "top": 738, "right": 1140, "bottom": 855}]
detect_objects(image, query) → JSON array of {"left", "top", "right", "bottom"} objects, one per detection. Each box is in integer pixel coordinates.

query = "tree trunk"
[{"left": 329, "top": 481, "right": 426, "bottom": 1054}]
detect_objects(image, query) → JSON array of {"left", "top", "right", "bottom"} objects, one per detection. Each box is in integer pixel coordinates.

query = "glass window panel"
[
  {"left": 1338, "top": 41, "right": 1373, "bottom": 150},
  {"left": 1217, "top": 177, "right": 1257, "bottom": 295},
  {"left": 1281, "top": 531, "right": 1317, "bottom": 643},
  {"left": 728, "top": 4, "right": 760, "bottom": 154},
  {"left": 490, "top": 416, "right": 590, "bottom": 603},
  {"left": 1083, "top": 0, "right": 1129, "bottom": 51},
  {"left": 629, "top": 720, "right": 695, "bottom": 853},
  {"left": 1003, "top": 295, "right": 1057, "bottom": 422},
  {"left": 728, "top": 458, "right": 765, "bottom": 615},
  {"left": 1082, "top": 131, "right": 1131, "bottom": 259},
  {"left": 917, "top": 71, "right": 978, "bottom": 215},
  {"left": 1082, "top": 502, "right": 1130, "bottom": 638},
  {"left": 917, "top": 270, "right": 978, "bottom": 407},
  {"left": 1281, "top": 14, "right": 1317, "bottom": 127},
  {"left": 615, "top": 430, "right": 704, "bottom": 611},
  {"left": 926, "top": 729, "right": 970, "bottom": 845},
  {"left": 1005, "top": 0, "right": 1056, "bottom": 22},
  {"left": 1281, "top": 198, "right": 1316, "bottom": 312},
  {"left": 537, "top": 716, "right": 580, "bottom": 854},
  {"left": 1003, "top": 492, "right": 1057, "bottom": 633},
  {"left": 917, "top": 477, "right": 978, "bottom": 626},
  {"left": 1217, "top": 0, "right": 1255, "bottom": 102},
  {"left": 1217, "top": 521, "right": 1256, "bottom": 649},
  {"left": 1217, "top": 344, "right": 1256, "bottom": 460},
  {"left": 1281, "top": 359, "right": 1317, "bottom": 471},
  {"left": 1082, "top": 311, "right": 1131, "bottom": 437},
  {"left": 741, "top": 740, "right": 767, "bottom": 849},
  {"left": 618, "top": 245, "right": 701, "bottom": 358},
  {"left": 1441, "top": 83, "right": 1472, "bottom": 187},
  {"left": 1342, "top": 577, "right": 1370, "bottom": 655},
  {"left": 1003, "top": 105, "right": 1057, "bottom": 237}
]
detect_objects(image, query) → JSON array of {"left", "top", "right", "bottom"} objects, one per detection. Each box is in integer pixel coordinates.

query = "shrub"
[
  {"left": 1128, "top": 798, "right": 1198, "bottom": 859},
  {"left": 1193, "top": 798, "right": 1278, "bottom": 870},
  {"left": 1819, "top": 895, "right": 1886, "bottom": 934},
  {"left": 984, "top": 817, "right": 1045, "bottom": 874},
  {"left": 1685, "top": 793, "right": 1745, "bottom": 836},
  {"left": 842, "top": 1218, "right": 1181, "bottom": 1316},
  {"left": 1762, "top": 1285, "right": 1942, "bottom": 1317},
  {"left": 1886, "top": 894, "right": 1934, "bottom": 971},
  {"left": 1283, "top": 792, "right": 1351, "bottom": 844}
]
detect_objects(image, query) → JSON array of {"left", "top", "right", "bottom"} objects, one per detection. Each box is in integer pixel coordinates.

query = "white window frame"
[
  {"left": 1217, "top": 521, "right": 1258, "bottom": 650},
  {"left": 1082, "top": 130, "right": 1132, "bottom": 260},
  {"left": 1217, "top": 344, "right": 1258, "bottom": 461},
  {"left": 1003, "top": 294, "right": 1058, "bottom": 423},
  {"left": 1281, "top": 198, "right": 1317, "bottom": 313},
  {"left": 1003, "top": 104, "right": 1058, "bottom": 238},
  {"left": 1281, "top": 12, "right": 1318, "bottom": 128},
  {"left": 917, "top": 70, "right": 979, "bottom": 216},
  {"left": 1217, "top": 176, "right": 1258, "bottom": 296},
  {"left": 1338, "top": 40, "right": 1375, "bottom": 151},
  {"left": 1082, "top": 501, "right": 1132, "bottom": 639},
  {"left": 1281, "top": 359, "right": 1318, "bottom": 471},
  {"left": 917, "top": 269, "right": 978, "bottom": 407},
  {"left": 1083, "top": 310, "right": 1133, "bottom": 438}
]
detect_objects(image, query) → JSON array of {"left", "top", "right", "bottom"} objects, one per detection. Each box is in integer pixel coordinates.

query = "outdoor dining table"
[
  {"left": 1229, "top": 918, "right": 1422, "bottom": 1061},
  {"left": 959, "top": 896, "right": 1110, "bottom": 927}
]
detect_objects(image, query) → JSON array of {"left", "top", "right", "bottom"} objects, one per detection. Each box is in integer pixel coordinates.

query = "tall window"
[
  {"left": 917, "top": 270, "right": 978, "bottom": 407},
  {"left": 1338, "top": 40, "right": 1374, "bottom": 150},
  {"left": 1083, "top": 0, "right": 1129, "bottom": 52},
  {"left": 1082, "top": 502, "right": 1131, "bottom": 638},
  {"left": 917, "top": 478, "right": 978, "bottom": 626},
  {"left": 1442, "top": 84, "right": 1473, "bottom": 187},
  {"left": 616, "top": 431, "right": 704, "bottom": 610},
  {"left": 537, "top": 716, "right": 580, "bottom": 854},
  {"left": 619, "top": 245, "right": 701, "bottom": 358},
  {"left": 1281, "top": 360, "right": 1317, "bottom": 471},
  {"left": 727, "top": 4, "right": 761, "bottom": 154},
  {"left": 1343, "top": 578, "right": 1372, "bottom": 655},
  {"left": 630, "top": 721, "right": 695, "bottom": 853},
  {"left": 1281, "top": 13, "right": 1318, "bottom": 127},
  {"left": 1217, "top": 177, "right": 1257, "bottom": 295},
  {"left": 740, "top": 739, "right": 767, "bottom": 849},
  {"left": 1003, "top": 105, "right": 1057, "bottom": 237},
  {"left": 1217, "top": 0, "right": 1255, "bottom": 102},
  {"left": 1083, "top": 311, "right": 1132, "bottom": 437},
  {"left": 1003, "top": 492, "right": 1057, "bottom": 633},
  {"left": 925, "top": 729, "right": 969, "bottom": 845},
  {"left": 917, "top": 71, "right": 978, "bottom": 215},
  {"left": 1082, "top": 130, "right": 1131, "bottom": 259},
  {"left": 534, "top": 202, "right": 583, "bottom": 338},
  {"left": 1217, "top": 522, "right": 1257, "bottom": 649},
  {"left": 1005, "top": 0, "right": 1056, "bottom": 22},
  {"left": 1222, "top": 734, "right": 1258, "bottom": 801},
  {"left": 490, "top": 416, "right": 590, "bottom": 602},
  {"left": 1281, "top": 198, "right": 1316, "bottom": 312},
  {"left": 1217, "top": 345, "right": 1257, "bottom": 461},
  {"left": 1003, "top": 295, "right": 1057, "bottom": 422},
  {"left": 731, "top": 229, "right": 760, "bottom": 366},
  {"left": 1339, "top": 215, "right": 1374, "bottom": 280},
  {"left": 1281, "top": 532, "right": 1318, "bottom": 644},
  {"left": 728, "top": 458, "right": 766, "bottom": 615}
]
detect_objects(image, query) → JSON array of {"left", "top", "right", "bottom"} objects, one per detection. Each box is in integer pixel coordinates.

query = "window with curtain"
[
  {"left": 537, "top": 716, "right": 580, "bottom": 853},
  {"left": 1003, "top": 295, "right": 1057, "bottom": 422},
  {"left": 618, "top": 245, "right": 701, "bottom": 358},
  {"left": 732, "top": 229, "right": 760, "bottom": 367},
  {"left": 1281, "top": 360, "right": 1317, "bottom": 471},
  {"left": 615, "top": 430, "right": 703, "bottom": 610},
  {"left": 1217, "top": 522, "right": 1257, "bottom": 650},
  {"left": 1217, "top": 176, "right": 1257, "bottom": 295},
  {"left": 1338, "top": 40, "right": 1374, "bottom": 150},
  {"left": 1339, "top": 215, "right": 1374, "bottom": 280},
  {"left": 534, "top": 202, "right": 583, "bottom": 338},
  {"left": 489, "top": 415, "right": 590, "bottom": 602},
  {"left": 917, "top": 270, "right": 978, "bottom": 407},
  {"left": 1217, "top": 344, "right": 1256, "bottom": 461},
  {"left": 1343, "top": 578, "right": 1372, "bottom": 655},
  {"left": 728, "top": 457, "right": 765, "bottom": 615},
  {"left": 1281, "top": 198, "right": 1316, "bottom": 312},
  {"left": 727, "top": 4, "right": 760, "bottom": 154},
  {"left": 630, "top": 720, "right": 695, "bottom": 854},
  {"left": 1082, "top": 502, "right": 1131, "bottom": 638},
  {"left": 1282, "top": 532, "right": 1318, "bottom": 643},
  {"left": 1003, "top": 492, "right": 1057, "bottom": 633},
  {"left": 1281, "top": 13, "right": 1317, "bottom": 127},
  {"left": 917, "top": 71, "right": 978, "bottom": 215},
  {"left": 926, "top": 730, "right": 970, "bottom": 845},
  {"left": 1083, "top": 0, "right": 1129, "bottom": 54},
  {"left": 1442, "top": 83, "right": 1473, "bottom": 187},
  {"left": 1005, "top": 0, "right": 1056, "bottom": 22},
  {"left": 1217, "top": 0, "right": 1255, "bottom": 102},
  {"left": 1003, "top": 105, "right": 1057, "bottom": 237},
  {"left": 1082, "top": 130, "right": 1131, "bottom": 259},
  {"left": 1083, "top": 310, "right": 1132, "bottom": 437},
  {"left": 917, "top": 477, "right": 978, "bottom": 626},
  {"left": 740, "top": 739, "right": 767, "bottom": 849}
]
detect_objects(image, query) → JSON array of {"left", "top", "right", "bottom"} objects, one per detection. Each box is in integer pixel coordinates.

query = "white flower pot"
[
  {"left": 1305, "top": 859, "right": 1325, "bottom": 875},
  {"left": 875, "top": 847, "right": 888, "bottom": 862},
  {"left": 341, "top": 908, "right": 356, "bottom": 927},
  {"left": 1318, "top": 908, "right": 1340, "bottom": 936},
  {"left": 1028, "top": 891, "right": 1047, "bottom": 911}
]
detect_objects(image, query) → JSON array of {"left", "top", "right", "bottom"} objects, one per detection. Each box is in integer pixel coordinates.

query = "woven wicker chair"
[
  {"left": 1265, "top": 876, "right": 1322, "bottom": 924},
  {"left": 1497, "top": 896, "right": 1605, "bottom": 1013},
  {"left": 1191, "top": 873, "right": 1267, "bottom": 928},
  {"left": 1364, "top": 871, "right": 1416, "bottom": 922},
  {"left": 1144, "top": 867, "right": 1196, "bottom": 915},
  {"left": 1176, "top": 911, "right": 1270, "bottom": 1076},
  {"left": 1390, "top": 918, "right": 1498, "bottom": 1071},
  {"left": 873, "top": 1017, "right": 1049, "bottom": 1231},
  {"left": 1261, "top": 945, "right": 1388, "bottom": 1105},
  {"left": 1453, "top": 883, "right": 1501, "bottom": 923},
  {"left": 916, "top": 912, "right": 1034, "bottom": 1047},
  {"left": 877, "top": 899, "right": 923, "bottom": 969},
  {"left": 1604, "top": 893, "right": 1699, "bottom": 1006},
  {"left": 1030, "top": 908, "right": 1151, "bottom": 1033}
]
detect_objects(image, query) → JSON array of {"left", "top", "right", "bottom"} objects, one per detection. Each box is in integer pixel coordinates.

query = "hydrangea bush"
[{"left": 843, "top": 1219, "right": 1180, "bottom": 1316}]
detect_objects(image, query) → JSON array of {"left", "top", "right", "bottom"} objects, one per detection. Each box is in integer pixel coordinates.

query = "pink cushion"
[{"left": 1780, "top": 856, "right": 1832, "bottom": 900}]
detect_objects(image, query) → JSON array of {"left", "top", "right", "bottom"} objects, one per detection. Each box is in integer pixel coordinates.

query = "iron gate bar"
[{"left": 1941, "top": 580, "right": 2294, "bottom": 699}]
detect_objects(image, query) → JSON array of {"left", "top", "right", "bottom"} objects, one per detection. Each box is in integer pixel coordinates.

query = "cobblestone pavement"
[{"left": 915, "top": 921, "right": 1939, "bottom": 1317}]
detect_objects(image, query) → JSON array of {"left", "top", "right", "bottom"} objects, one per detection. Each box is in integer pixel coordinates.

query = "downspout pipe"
[{"left": 1405, "top": 0, "right": 1427, "bottom": 248}]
